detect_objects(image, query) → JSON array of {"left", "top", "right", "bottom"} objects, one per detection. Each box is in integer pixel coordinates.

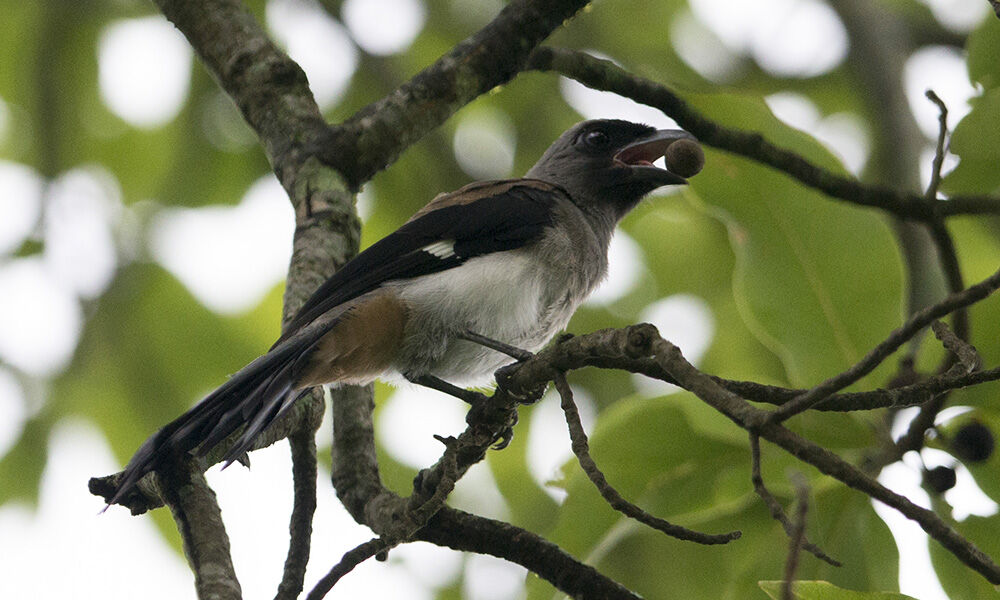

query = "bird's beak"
[{"left": 614, "top": 129, "right": 696, "bottom": 186}]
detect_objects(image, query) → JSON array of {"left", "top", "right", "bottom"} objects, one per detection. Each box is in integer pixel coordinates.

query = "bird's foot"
[
  {"left": 457, "top": 330, "right": 544, "bottom": 403},
  {"left": 494, "top": 362, "right": 547, "bottom": 405},
  {"left": 492, "top": 411, "right": 520, "bottom": 450},
  {"left": 464, "top": 393, "right": 520, "bottom": 450}
]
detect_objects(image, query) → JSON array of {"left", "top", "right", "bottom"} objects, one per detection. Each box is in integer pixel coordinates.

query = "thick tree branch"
[
  {"left": 417, "top": 508, "right": 642, "bottom": 600},
  {"left": 318, "top": 0, "right": 591, "bottom": 189},
  {"left": 158, "top": 456, "right": 242, "bottom": 600},
  {"left": 495, "top": 328, "right": 1000, "bottom": 414},
  {"left": 526, "top": 47, "right": 1000, "bottom": 220},
  {"left": 151, "top": 0, "right": 328, "bottom": 187}
]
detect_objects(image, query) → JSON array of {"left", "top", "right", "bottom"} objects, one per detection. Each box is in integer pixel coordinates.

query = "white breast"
[{"left": 388, "top": 249, "right": 586, "bottom": 386}]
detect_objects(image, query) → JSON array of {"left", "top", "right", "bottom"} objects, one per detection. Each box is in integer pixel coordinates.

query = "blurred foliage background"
[{"left": 2, "top": 0, "right": 1000, "bottom": 598}]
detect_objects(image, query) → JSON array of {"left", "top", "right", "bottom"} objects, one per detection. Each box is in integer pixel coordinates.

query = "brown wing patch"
[
  {"left": 295, "top": 290, "right": 408, "bottom": 387},
  {"left": 407, "top": 179, "right": 566, "bottom": 223}
]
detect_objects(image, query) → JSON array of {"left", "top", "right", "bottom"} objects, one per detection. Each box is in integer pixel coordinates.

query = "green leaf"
[
  {"left": 532, "top": 391, "right": 895, "bottom": 599},
  {"left": 758, "top": 580, "right": 918, "bottom": 600},
  {"left": 564, "top": 194, "right": 791, "bottom": 445},
  {"left": 687, "top": 91, "right": 904, "bottom": 389},
  {"left": 943, "top": 88, "right": 1000, "bottom": 196},
  {"left": 628, "top": 193, "right": 790, "bottom": 388},
  {"left": 967, "top": 16, "right": 1000, "bottom": 91},
  {"left": 561, "top": 483, "right": 897, "bottom": 600},
  {"left": 542, "top": 396, "right": 746, "bottom": 560}
]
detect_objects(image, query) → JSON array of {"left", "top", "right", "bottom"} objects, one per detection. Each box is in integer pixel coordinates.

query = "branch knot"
[{"left": 625, "top": 323, "right": 659, "bottom": 358}]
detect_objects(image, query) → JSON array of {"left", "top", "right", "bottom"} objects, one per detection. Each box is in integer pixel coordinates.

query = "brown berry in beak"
[{"left": 664, "top": 138, "right": 704, "bottom": 178}]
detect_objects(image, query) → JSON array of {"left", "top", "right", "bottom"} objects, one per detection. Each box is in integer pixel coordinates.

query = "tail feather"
[
  {"left": 209, "top": 362, "right": 296, "bottom": 465},
  {"left": 217, "top": 336, "right": 330, "bottom": 464},
  {"left": 198, "top": 365, "right": 285, "bottom": 454},
  {"left": 109, "top": 332, "right": 323, "bottom": 506}
]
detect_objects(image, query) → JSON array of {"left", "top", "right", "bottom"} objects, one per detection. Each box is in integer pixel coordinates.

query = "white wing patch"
[{"left": 421, "top": 240, "right": 456, "bottom": 259}]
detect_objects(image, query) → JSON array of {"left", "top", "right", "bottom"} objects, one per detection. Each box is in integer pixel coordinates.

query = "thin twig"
[
  {"left": 922, "top": 91, "right": 968, "bottom": 342},
  {"left": 553, "top": 372, "right": 741, "bottom": 545},
  {"left": 644, "top": 331, "right": 1000, "bottom": 585},
  {"left": 877, "top": 91, "right": 975, "bottom": 465},
  {"left": 932, "top": 320, "right": 981, "bottom": 373},
  {"left": 927, "top": 219, "right": 968, "bottom": 341},
  {"left": 749, "top": 434, "right": 840, "bottom": 566},
  {"left": 770, "top": 267, "right": 1000, "bottom": 422},
  {"left": 306, "top": 538, "right": 389, "bottom": 600},
  {"left": 309, "top": 423, "right": 456, "bottom": 596},
  {"left": 274, "top": 432, "right": 319, "bottom": 600},
  {"left": 407, "top": 435, "right": 460, "bottom": 523},
  {"left": 314, "top": 435, "right": 460, "bottom": 598},
  {"left": 888, "top": 91, "right": 969, "bottom": 461},
  {"left": 875, "top": 320, "right": 984, "bottom": 469},
  {"left": 782, "top": 475, "right": 811, "bottom": 600},
  {"left": 526, "top": 46, "right": 1000, "bottom": 220},
  {"left": 925, "top": 90, "right": 949, "bottom": 202}
]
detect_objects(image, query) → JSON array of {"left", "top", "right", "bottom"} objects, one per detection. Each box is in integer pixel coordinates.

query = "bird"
[{"left": 108, "top": 119, "right": 702, "bottom": 506}]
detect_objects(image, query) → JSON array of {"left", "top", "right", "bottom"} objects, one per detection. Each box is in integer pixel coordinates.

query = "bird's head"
[{"left": 526, "top": 119, "right": 701, "bottom": 225}]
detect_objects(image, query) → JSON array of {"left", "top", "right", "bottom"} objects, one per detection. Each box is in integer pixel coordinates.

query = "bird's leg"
[
  {"left": 458, "top": 330, "right": 534, "bottom": 361},
  {"left": 458, "top": 330, "right": 547, "bottom": 404},
  {"left": 405, "top": 373, "right": 487, "bottom": 405}
]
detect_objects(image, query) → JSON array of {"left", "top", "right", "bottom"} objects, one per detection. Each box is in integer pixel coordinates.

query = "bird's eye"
[{"left": 582, "top": 130, "right": 610, "bottom": 148}]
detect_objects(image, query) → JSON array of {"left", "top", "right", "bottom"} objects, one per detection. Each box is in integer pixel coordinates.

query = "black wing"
[{"left": 275, "top": 180, "right": 564, "bottom": 345}]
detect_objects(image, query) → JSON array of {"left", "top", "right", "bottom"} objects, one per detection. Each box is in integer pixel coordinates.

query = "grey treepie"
[{"left": 108, "top": 119, "right": 700, "bottom": 505}]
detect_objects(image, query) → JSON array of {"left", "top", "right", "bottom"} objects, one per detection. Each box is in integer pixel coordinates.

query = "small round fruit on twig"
[
  {"left": 665, "top": 138, "right": 705, "bottom": 178},
  {"left": 950, "top": 421, "right": 995, "bottom": 463},
  {"left": 923, "top": 465, "right": 957, "bottom": 494}
]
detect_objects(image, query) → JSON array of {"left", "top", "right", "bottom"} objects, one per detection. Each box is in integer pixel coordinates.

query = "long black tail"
[{"left": 109, "top": 332, "right": 322, "bottom": 506}]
